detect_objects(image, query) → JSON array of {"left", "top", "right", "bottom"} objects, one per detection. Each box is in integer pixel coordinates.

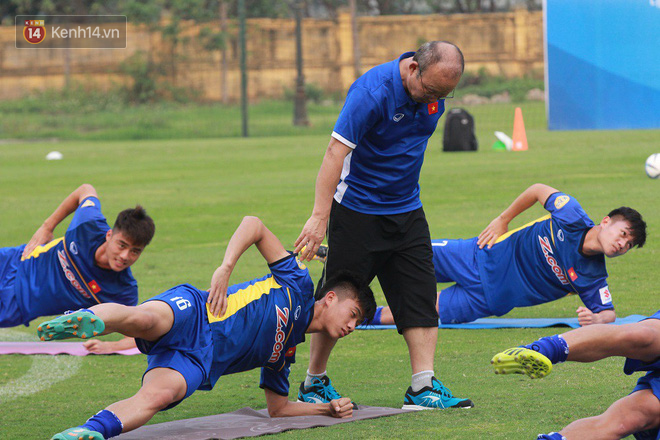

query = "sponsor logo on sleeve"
[
  {"left": 599, "top": 286, "right": 612, "bottom": 304},
  {"left": 538, "top": 235, "right": 569, "bottom": 285},
  {"left": 269, "top": 305, "right": 290, "bottom": 363},
  {"left": 81, "top": 199, "right": 96, "bottom": 208},
  {"left": 294, "top": 305, "right": 301, "bottom": 321},
  {"left": 69, "top": 241, "right": 78, "bottom": 255},
  {"left": 557, "top": 229, "right": 564, "bottom": 242},
  {"left": 554, "top": 195, "right": 570, "bottom": 210},
  {"left": 393, "top": 113, "right": 405, "bottom": 122}
]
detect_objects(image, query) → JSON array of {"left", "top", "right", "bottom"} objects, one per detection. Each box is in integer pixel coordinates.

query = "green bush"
[{"left": 457, "top": 67, "right": 544, "bottom": 102}]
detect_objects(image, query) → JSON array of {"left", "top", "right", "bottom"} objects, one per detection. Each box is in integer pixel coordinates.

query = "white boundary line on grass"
[{"left": 0, "top": 328, "right": 82, "bottom": 404}]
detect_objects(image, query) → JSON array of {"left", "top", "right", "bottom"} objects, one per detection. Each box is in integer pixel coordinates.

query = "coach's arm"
[
  {"left": 21, "top": 183, "right": 98, "bottom": 259},
  {"left": 576, "top": 306, "right": 616, "bottom": 326},
  {"left": 264, "top": 388, "right": 353, "bottom": 418}
]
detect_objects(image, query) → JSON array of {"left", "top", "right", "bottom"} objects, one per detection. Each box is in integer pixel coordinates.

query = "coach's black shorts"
[{"left": 316, "top": 201, "right": 437, "bottom": 334}]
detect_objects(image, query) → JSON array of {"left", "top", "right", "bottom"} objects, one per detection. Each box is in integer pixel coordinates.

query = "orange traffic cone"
[{"left": 512, "top": 107, "right": 528, "bottom": 151}]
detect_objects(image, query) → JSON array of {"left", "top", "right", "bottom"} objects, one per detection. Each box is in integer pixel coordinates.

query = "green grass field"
[{"left": 0, "top": 108, "right": 658, "bottom": 439}]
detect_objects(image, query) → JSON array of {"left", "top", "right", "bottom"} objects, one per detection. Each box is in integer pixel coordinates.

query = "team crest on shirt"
[
  {"left": 81, "top": 200, "right": 96, "bottom": 208},
  {"left": 69, "top": 241, "right": 79, "bottom": 255},
  {"left": 393, "top": 113, "right": 405, "bottom": 122},
  {"left": 554, "top": 195, "right": 570, "bottom": 210},
  {"left": 294, "top": 305, "right": 301, "bottom": 321},
  {"left": 269, "top": 305, "right": 290, "bottom": 363},
  {"left": 599, "top": 286, "right": 612, "bottom": 304}
]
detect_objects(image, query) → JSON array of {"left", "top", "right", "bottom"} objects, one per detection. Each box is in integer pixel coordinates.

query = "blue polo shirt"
[{"left": 332, "top": 52, "right": 445, "bottom": 215}]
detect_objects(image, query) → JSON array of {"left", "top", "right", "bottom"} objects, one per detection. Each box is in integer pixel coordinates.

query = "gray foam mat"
[{"left": 116, "top": 405, "right": 408, "bottom": 439}]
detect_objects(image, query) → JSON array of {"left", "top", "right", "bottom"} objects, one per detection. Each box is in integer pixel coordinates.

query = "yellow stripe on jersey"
[
  {"left": 494, "top": 214, "right": 551, "bottom": 244},
  {"left": 21, "top": 237, "right": 64, "bottom": 261},
  {"left": 207, "top": 276, "right": 283, "bottom": 323}
]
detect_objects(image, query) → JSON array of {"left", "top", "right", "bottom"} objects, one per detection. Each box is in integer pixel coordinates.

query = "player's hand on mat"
[
  {"left": 21, "top": 224, "right": 54, "bottom": 259},
  {"left": 576, "top": 306, "right": 596, "bottom": 326},
  {"left": 294, "top": 214, "right": 327, "bottom": 261},
  {"left": 477, "top": 216, "right": 509, "bottom": 249},
  {"left": 208, "top": 265, "right": 230, "bottom": 318},
  {"left": 329, "top": 398, "right": 353, "bottom": 418},
  {"left": 84, "top": 339, "right": 113, "bottom": 354}
]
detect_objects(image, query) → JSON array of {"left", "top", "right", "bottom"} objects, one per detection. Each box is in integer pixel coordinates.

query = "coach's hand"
[
  {"left": 477, "top": 216, "right": 509, "bottom": 249},
  {"left": 329, "top": 397, "right": 353, "bottom": 418},
  {"left": 21, "top": 224, "right": 54, "bottom": 260},
  {"left": 294, "top": 214, "right": 327, "bottom": 261},
  {"left": 208, "top": 265, "right": 230, "bottom": 318}
]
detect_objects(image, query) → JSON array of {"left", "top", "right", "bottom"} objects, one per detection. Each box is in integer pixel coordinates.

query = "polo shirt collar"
[{"left": 393, "top": 51, "right": 416, "bottom": 107}]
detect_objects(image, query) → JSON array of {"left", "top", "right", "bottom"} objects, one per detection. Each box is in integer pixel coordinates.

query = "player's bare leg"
[{"left": 549, "top": 389, "right": 660, "bottom": 440}]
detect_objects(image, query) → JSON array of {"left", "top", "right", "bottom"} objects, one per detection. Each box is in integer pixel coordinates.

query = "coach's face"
[
  {"left": 103, "top": 230, "right": 145, "bottom": 271},
  {"left": 407, "top": 61, "right": 460, "bottom": 104},
  {"left": 323, "top": 292, "right": 363, "bottom": 339},
  {"left": 598, "top": 217, "right": 635, "bottom": 258}
]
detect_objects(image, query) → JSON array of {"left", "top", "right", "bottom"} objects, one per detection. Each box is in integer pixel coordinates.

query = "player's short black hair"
[
  {"left": 318, "top": 270, "right": 376, "bottom": 322},
  {"left": 607, "top": 207, "right": 646, "bottom": 248},
  {"left": 113, "top": 205, "right": 155, "bottom": 247}
]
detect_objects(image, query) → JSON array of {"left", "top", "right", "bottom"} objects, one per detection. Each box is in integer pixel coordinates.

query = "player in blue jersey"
[
  {"left": 40, "top": 216, "right": 375, "bottom": 440},
  {"left": 0, "top": 184, "right": 155, "bottom": 328},
  {"left": 372, "top": 183, "right": 646, "bottom": 327},
  {"left": 294, "top": 41, "right": 472, "bottom": 410},
  {"left": 491, "top": 313, "right": 660, "bottom": 440}
]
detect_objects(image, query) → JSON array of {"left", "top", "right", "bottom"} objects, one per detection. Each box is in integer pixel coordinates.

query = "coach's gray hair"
[{"left": 413, "top": 41, "right": 465, "bottom": 77}]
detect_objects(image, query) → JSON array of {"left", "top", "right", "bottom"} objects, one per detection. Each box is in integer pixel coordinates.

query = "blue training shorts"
[
  {"left": 0, "top": 245, "right": 26, "bottom": 328},
  {"left": 626, "top": 310, "right": 660, "bottom": 440},
  {"left": 135, "top": 284, "right": 214, "bottom": 409},
  {"left": 432, "top": 238, "right": 491, "bottom": 324}
]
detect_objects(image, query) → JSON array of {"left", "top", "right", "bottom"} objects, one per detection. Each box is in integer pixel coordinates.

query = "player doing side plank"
[
  {"left": 492, "top": 312, "right": 660, "bottom": 440},
  {"left": 40, "top": 216, "right": 375, "bottom": 440},
  {"left": 0, "top": 184, "right": 155, "bottom": 329},
  {"left": 372, "top": 183, "right": 646, "bottom": 327}
]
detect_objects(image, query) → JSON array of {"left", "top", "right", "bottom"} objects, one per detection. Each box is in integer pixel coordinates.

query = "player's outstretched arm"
[
  {"left": 264, "top": 388, "right": 353, "bottom": 418},
  {"left": 208, "top": 216, "right": 290, "bottom": 317},
  {"left": 477, "top": 183, "right": 559, "bottom": 249},
  {"left": 294, "top": 137, "right": 352, "bottom": 261},
  {"left": 21, "top": 183, "right": 98, "bottom": 259}
]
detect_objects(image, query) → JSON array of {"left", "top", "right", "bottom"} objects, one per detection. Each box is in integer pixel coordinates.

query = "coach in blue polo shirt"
[{"left": 295, "top": 41, "right": 472, "bottom": 410}]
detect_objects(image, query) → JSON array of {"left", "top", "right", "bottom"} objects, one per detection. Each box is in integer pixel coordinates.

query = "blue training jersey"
[
  {"left": 13, "top": 196, "right": 138, "bottom": 324},
  {"left": 331, "top": 52, "right": 444, "bottom": 215},
  {"left": 206, "top": 254, "right": 315, "bottom": 396},
  {"left": 476, "top": 192, "right": 612, "bottom": 316}
]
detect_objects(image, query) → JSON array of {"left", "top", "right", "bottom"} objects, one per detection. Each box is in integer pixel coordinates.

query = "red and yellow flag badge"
[
  {"left": 89, "top": 280, "right": 102, "bottom": 294},
  {"left": 428, "top": 102, "right": 438, "bottom": 115},
  {"left": 23, "top": 19, "right": 46, "bottom": 44},
  {"left": 285, "top": 346, "right": 296, "bottom": 357},
  {"left": 567, "top": 267, "right": 578, "bottom": 282}
]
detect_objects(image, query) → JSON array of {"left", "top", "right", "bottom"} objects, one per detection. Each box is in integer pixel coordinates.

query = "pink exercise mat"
[{"left": 0, "top": 341, "right": 141, "bottom": 356}]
